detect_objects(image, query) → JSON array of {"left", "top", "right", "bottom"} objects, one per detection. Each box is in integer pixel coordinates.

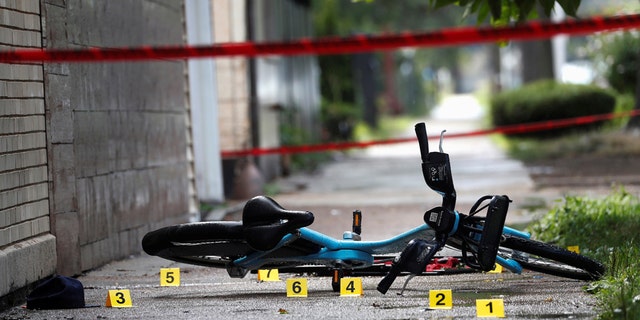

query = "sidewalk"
[
  {"left": 0, "top": 95, "right": 601, "bottom": 319},
  {"left": 1, "top": 253, "right": 598, "bottom": 319}
]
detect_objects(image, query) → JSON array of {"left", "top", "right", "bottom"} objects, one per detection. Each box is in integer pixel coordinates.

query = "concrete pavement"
[
  {"left": 0, "top": 95, "right": 601, "bottom": 319},
  {"left": 0, "top": 254, "right": 597, "bottom": 320}
]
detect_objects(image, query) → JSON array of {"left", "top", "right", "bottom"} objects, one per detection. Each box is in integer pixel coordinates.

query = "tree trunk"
[
  {"left": 383, "top": 51, "right": 402, "bottom": 115},
  {"left": 519, "top": 4, "right": 555, "bottom": 84},
  {"left": 520, "top": 39, "right": 555, "bottom": 84},
  {"left": 353, "top": 53, "right": 378, "bottom": 127},
  {"left": 489, "top": 45, "right": 501, "bottom": 94},
  {"left": 629, "top": 55, "right": 640, "bottom": 129}
]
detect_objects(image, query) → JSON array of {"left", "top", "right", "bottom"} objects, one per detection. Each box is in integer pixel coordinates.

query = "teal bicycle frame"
[{"left": 229, "top": 211, "right": 530, "bottom": 277}]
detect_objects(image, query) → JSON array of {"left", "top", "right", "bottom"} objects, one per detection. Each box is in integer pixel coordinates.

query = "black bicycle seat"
[{"left": 242, "top": 195, "right": 314, "bottom": 251}]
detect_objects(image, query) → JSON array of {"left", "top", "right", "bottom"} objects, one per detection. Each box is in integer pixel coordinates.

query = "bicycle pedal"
[{"left": 352, "top": 210, "right": 362, "bottom": 235}]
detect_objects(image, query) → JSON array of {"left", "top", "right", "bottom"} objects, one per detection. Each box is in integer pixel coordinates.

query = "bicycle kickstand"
[{"left": 397, "top": 275, "right": 417, "bottom": 296}]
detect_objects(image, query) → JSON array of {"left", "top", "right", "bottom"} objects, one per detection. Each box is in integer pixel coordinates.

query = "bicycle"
[{"left": 142, "top": 122, "right": 605, "bottom": 294}]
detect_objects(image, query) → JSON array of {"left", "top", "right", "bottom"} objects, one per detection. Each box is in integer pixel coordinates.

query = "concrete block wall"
[
  {"left": 41, "top": 0, "right": 191, "bottom": 276},
  {"left": 0, "top": 0, "right": 57, "bottom": 298}
]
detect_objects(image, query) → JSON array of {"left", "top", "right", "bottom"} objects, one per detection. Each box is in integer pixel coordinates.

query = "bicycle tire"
[
  {"left": 142, "top": 221, "right": 324, "bottom": 269},
  {"left": 142, "top": 221, "right": 253, "bottom": 268},
  {"left": 499, "top": 235, "right": 605, "bottom": 280}
]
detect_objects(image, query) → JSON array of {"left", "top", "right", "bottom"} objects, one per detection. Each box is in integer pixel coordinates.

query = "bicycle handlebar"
[
  {"left": 414, "top": 122, "right": 429, "bottom": 163},
  {"left": 415, "top": 122, "right": 457, "bottom": 211}
]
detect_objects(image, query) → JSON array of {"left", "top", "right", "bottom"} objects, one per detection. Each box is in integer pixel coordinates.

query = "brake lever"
[
  {"left": 377, "top": 237, "right": 446, "bottom": 294},
  {"left": 439, "top": 130, "right": 446, "bottom": 153}
]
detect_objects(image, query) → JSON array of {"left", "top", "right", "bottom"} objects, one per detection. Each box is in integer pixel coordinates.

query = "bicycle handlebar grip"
[
  {"left": 377, "top": 239, "right": 430, "bottom": 294},
  {"left": 377, "top": 265, "right": 401, "bottom": 294},
  {"left": 414, "top": 122, "right": 429, "bottom": 163}
]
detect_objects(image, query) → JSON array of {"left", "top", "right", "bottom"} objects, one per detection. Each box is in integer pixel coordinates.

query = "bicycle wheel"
[
  {"left": 142, "top": 221, "right": 324, "bottom": 270},
  {"left": 499, "top": 235, "right": 605, "bottom": 280},
  {"left": 142, "top": 221, "right": 253, "bottom": 268}
]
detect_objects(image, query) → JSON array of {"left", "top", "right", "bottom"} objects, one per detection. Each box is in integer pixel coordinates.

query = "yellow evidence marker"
[
  {"left": 257, "top": 269, "right": 280, "bottom": 281},
  {"left": 286, "top": 278, "right": 308, "bottom": 297},
  {"left": 429, "top": 289, "right": 453, "bottom": 309},
  {"left": 567, "top": 246, "right": 580, "bottom": 254},
  {"left": 488, "top": 263, "right": 503, "bottom": 274},
  {"left": 160, "top": 268, "right": 181, "bottom": 286},
  {"left": 105, "top": 289, "right": 133, "bottom": 308},
  {"left": 340, "top": 277, "right": 363, "bottom": 297},
  {"left": 476, "top": 298, "right": 505, "bottom": 318}
]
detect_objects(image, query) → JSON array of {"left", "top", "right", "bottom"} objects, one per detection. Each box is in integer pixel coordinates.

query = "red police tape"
[
  {"left": 4, "top": 13, "right": 639, "bottom": 159},
  {"left": 2, "top": 14, "right": 640, "bottom": 62},
  {"left": 221, "top": 110, "right": 640, "bottom": 159}
]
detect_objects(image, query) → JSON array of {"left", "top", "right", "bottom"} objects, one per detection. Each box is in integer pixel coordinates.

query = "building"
[{"left": 0, "top": 0, "right": 319, "bottom": 306}]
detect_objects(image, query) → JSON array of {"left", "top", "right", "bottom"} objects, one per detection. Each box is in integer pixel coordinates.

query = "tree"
[
  {"left": 447, "top": 0, "right": 638, "bottom": 129},
  {"left": 430, "top": 1, "right": 582, "bottom": 88},
  {"left": 314, "top": 0, "right": 585, "bottom": 135},
  {"left": 313, "top": 0, "right": 471, "bottom": 131},
  {"left": 426, "top": 0, "right": 580, "bottom": 25}
]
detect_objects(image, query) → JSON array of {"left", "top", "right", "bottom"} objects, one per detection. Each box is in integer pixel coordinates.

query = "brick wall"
[
  {"left": 213, "top": 0, "right": 251, "bottom": 152},
  {"left": 212, "top": 0, "right": 256, "bottom": 199},
  {"left": 212, "top": 0, "right": 319, "bottom": 197},
  {"left": 0, "top": 0, "right": 57, "bottom": 298},
  {"left": 1, "top": 0, "right": 196, "bottom": 302},
  {"left": 41, "top": 0, "right": 191, "bottom": 275}
]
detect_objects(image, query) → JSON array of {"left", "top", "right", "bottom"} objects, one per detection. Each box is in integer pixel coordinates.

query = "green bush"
[
  {"left": 490, "top": 80, "right": 616, "bottom": 138},
  {"left": 321, "top": 99, "right": 360, "bottom": 141}
]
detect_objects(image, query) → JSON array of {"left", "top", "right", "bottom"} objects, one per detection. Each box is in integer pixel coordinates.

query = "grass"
[
  {"left": 528, "top": 188, "right": 640, "bottom": 319},
  {"left": 590, "top": 245, "right": 640, "bottom": 319},
  {"left": 495, "top": 102, "right": 640, "bottom": 319}
]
